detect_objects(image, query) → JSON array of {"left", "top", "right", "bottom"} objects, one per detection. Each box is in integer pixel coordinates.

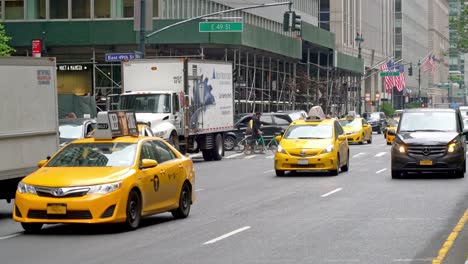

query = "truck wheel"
[
  {"left": 21, "top": 223, "right": 43, "bottom": 233},
  {"left": 170, "top": 131, "right": 180, "bottom": 150},
  {"left": 202, "top": 149, "right": 213, "bottom": 161},
  {"left": 212, "top": 134, "right": 223, "bottom": 161}
]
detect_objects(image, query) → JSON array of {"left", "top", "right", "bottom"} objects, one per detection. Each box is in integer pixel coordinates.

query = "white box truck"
[
  {"left": 0, "top": 57, "right": 59, "bottom": 202},
  {"left": 109, "top": 58, "right": 234, "bottom": 161}
]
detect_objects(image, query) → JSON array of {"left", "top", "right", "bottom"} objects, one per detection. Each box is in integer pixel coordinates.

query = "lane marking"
[
  {"left": 432, "top": 209, "right": 468, "bottom": 264},
  {"left": 266, "top": 155, "right": 274, "bottom": 159},
  {"left": 226, "top": 153, "right": 244, "bottom": 159},
  {"left": 244, "top": 155, "right": 257, "bottom": 159},
  {"left": 189, "top": 153, "right": 202, "bottom": 158},
  {"left": 195, "top": 189, "right": 205, "bottom": 192},
  {"left": 0, "top": 232, "right": 22, "bottom": 240},
  {"left": 376, "top": 168, "right": 387, "bottom": 174},
  {"left": 375, "top": 152, "right": 387, "bottom": 157},
  {"left": 263, "top": 169, "right": 274, "bottom": 174},
  {"left": 321, "top": 188, "right": 343, "bottom": 197},
  {"left": 203, "top": 226, "right": 251, "bottom": 245},
  {"left": 392, "top": 259, "right": 433, "bottom": 262},
  {"left": 352, "top": 153, "right": 366, "bottom": 158}
]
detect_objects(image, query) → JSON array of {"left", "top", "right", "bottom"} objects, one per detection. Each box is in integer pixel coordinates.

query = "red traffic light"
[{"left": 369, "top": 101, "right": 373, "bottom": 106}]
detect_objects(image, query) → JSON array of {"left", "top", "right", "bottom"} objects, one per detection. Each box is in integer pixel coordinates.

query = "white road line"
[
  {"left": 244, "top": 155, "right": 257, "bottom": 159},
  {"left": 0, "top": 232, "right": 22, "bottom": 240},
  {"left": 375, "top": 152, "right": 387, "bottom": 157},
  {"left": 352, "top": 152, "right": 366, "bottom": 158},
  {"left": 203, "top": 226, "right": 251, "bottom": 245},
  {"left": 321, "top": 188, "right": 343, "bottom": 197},
  {"left": 226, "top": 153, "right": 244, "bottom": 159},
  {"left": 376, "top": 168, "right": 387, "bottom": 174},
  {"left": 263, "top": 169, "right": 274, "bottom": 174},
  {"left": 195, "top": 189, "right": 205, "bottom": 192},
  {"left": 392, "top": 259, "right": 433, "bottom": 262},
  {"left": 266, "top": 155, "right": 274, "bottom": 159},
  {"left": 189, "top": 154, "right": 202, "bottom": 158}
]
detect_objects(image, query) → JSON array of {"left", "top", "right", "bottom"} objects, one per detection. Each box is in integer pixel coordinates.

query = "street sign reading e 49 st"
[
  {"left": 199, "top": 22, "right": 243, "bottom": 32},
  {"left": 380, "top": 72, "right": 400, "bottom": 77}
]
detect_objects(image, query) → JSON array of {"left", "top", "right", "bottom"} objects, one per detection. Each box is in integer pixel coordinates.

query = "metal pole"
[
  {"left": 139, "top": 0, "right": 146, "bottom": 58},
  {"left": 418, "top": 60, "right": 421, "bottom": 106}
]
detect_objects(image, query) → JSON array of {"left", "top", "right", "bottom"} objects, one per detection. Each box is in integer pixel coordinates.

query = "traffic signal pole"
[{"left": 418, "top": 60, "right": 421, "bottom": 107}]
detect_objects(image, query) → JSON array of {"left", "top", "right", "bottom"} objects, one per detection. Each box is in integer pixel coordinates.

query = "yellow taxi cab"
[
  {"left": 274, "top": 106, "right": 349, "bottom": 176},
  {"left": 338, "top": 116, "right": 372, "bottom": 144},
  {"left": 14, "top": 111, "right": 195, "bottom": 233},
  {"left": 385, "top": 119, "right": 399, "bottom": 145}
]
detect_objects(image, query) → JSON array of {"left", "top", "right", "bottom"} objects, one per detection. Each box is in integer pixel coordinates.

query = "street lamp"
[
  {"left": 355, "top": 32, "right": 364, "bottom": 114},
  {"left": 375, "top": 93, "right": 380, "bottom": 110}
]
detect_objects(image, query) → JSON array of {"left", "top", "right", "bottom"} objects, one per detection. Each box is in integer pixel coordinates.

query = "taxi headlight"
[
  {"left": 448, "top": 142, "right": 457, "bottom": 153},
  {"left": 17, "top": 182, "right": 37, "bottom": 194},
  {"left": 87, "top": 181, "right": 122, "bottom": 194},
  {"left": 277, "top": 145, "right": 287, "bottom": 154},
  {"left": 322, "top": 144, "right": 334, "bottom": 154}
]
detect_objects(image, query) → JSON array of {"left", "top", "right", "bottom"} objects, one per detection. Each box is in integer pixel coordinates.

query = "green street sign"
[
  {"left": 380, "top": 72, "right": 399, "bottom": 77},
  {"left": 437, "top": 83, "right": 450, "bottom": 88},
  {"left": 199, "top": 22, "right": 243, "bottom": 32}
]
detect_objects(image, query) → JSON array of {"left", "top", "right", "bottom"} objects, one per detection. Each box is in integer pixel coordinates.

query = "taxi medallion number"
[
  {"left": 47, "top": 203, "right": 67, "bottom": 214},
  {"left": 298, "top": 159, "right": 308, "bottom": 165},
  {"left": 419, "top": 160, "right": 433, "bottom": 166}
]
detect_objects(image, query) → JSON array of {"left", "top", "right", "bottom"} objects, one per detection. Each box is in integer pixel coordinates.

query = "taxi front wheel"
[
  {"left": 171, "top": 183, "right": 191, "bottom": 219},
  {"left": 21, "top": 223, "right": 43, "bottom": 233},
  {"left": 125, "top": 190, "right": 141, "bottom": 230}
]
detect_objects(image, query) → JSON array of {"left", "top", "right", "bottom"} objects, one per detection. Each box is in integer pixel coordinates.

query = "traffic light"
[
  {"left": 292, "top": 12, "right": 302, "bottom": 32},
  {"left": 370, "top": 101, "right": 374, "bottom": 107},
  {"left": 283, "top": 12, "right": 290, "bottom": 32},
  {"left": 408, "top": 63, "right": 413, "bottom": 76}
]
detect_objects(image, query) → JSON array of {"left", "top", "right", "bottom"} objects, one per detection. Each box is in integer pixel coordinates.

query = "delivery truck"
[
  {"left": 0, "top": 57, "right": 59, "bottom": 202},
  {"left": 108, "top": 58, "right": 234, "bottom": 161}
]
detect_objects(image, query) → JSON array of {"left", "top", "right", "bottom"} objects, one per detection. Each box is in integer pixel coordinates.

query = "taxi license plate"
[
  {"left": 297, "top": 159, "right": 308, "bottom": 165},
  {"left": 47, "top": 203, "right": 67, "bottom": 215},
  {"left": 419, "top": 160, "right": 433, "bottom": 166}
]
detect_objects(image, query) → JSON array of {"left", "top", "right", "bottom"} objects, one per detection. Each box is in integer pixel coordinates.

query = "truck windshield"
[{"left": 119, "top": 94, "right": 171, "bottom": 113}]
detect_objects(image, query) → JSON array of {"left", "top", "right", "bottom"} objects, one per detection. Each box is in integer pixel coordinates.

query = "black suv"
[
  {"left": 224, "top": 112, "right": 294, "bottom": 151},
  {"left": 389, "top": 108, "right": 467, "bottom": 178},
  {"left": 363, "top": 112, "right": 387, "bottom": 134}
]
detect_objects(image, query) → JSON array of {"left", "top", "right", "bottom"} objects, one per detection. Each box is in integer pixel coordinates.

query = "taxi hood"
[
  {"left": 281, "top": 138, "right": 332, "bottom": 150},
  {"left": 22, "top": 167, "right": 134, "bottom": 187}
]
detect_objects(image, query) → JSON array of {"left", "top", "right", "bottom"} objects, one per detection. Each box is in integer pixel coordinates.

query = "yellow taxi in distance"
[
  {"left": 14, "top": 111, "right": 195, "bottom": 233},
  {"left": 274, "top": 106, "right": 349, "bottom": 176},
  {"left": 338, "top": 117, "right": 372, "bottom": 144},
  {"left": 386, "top": 119, "right": 399, "bottom": 145}
]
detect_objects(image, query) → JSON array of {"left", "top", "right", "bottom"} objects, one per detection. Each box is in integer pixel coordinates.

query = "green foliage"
[
  {"left": 450, "top": 0, "right": 468, "bottom": 53},
  {"left": 0, "top": 23, "right": 15, "bottom": 56},
  {"left": 449, "top": 73, "right": 463, "bottom": 83},
  {"left": 381, "top": 102, "right": 395, "bottom": 117},
  {"left": 405, "top": 100, "right": 420, "bottom": 109}
]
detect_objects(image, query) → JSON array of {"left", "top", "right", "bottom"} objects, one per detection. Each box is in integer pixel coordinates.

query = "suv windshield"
[
  {"left": 399, "top": 112, "right": 457, "bottom": 132},
  {"left": 284, "top": 124, "right": 333, "bottom": 139}
]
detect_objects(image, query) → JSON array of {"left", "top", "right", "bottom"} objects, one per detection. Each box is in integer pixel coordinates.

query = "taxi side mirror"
[
  {"left": 37, "top": 159, "right": 48, "bottom": 168},
  {"left": 338, "top": 135, "right": 346, "bottom": 141},
  {"left": 387, "top": 130, "right": 396, "bottom": 136},
  {"left": 275, "top": 135, "right": 282, "bottom": 142},
  {"left": 141, "top": 159, "right": 158, "bottom": 169}
]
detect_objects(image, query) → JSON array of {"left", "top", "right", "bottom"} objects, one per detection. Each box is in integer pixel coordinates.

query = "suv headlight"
[
  {"left": 448, "top": 142, "right": 458, "bottom": 153},
  {"left": 17, "top": 182, "right": 37, "bottom": 194},
  {"left": 322, "top": 144, "right": 334, "bottom": 153},
  {"left": 87, "top": 182, "right": 122, "bottom": 194}
]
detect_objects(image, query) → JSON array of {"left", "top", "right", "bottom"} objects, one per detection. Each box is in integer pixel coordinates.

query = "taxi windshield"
[
  {"left": 339, "top": 119, "right": 362, "bottom": 129},
  {"left": 284, "top": 124, "right": 333, "bottom": 139},
  {"left": 47, "top": 143, "right": 137, "bottom": 167},
  {"left": 59, "top": 124, "right": 83, "bottom": 139}
]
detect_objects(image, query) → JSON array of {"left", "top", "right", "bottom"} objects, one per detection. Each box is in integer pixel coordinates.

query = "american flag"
[
  {"left": 380, "top": 59, "right": 395, "bottom": 93},
  {"left": 381, "top": 59, "right": 406, "bottom": 92},
  {"left": 422, "top": 53, "right": 436, "bottom": 74},
  {"left": 394, "top": 63, "right": 406, "bottom": 92}
]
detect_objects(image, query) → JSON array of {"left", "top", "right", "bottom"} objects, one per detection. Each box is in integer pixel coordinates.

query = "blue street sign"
[{"left": 105, "top": 53, "right": 142, "bottom": 62}]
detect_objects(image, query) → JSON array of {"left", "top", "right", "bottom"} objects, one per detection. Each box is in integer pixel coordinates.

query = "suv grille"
[{"left": 407, "top": 145, "right": 446, "bottom": 157}]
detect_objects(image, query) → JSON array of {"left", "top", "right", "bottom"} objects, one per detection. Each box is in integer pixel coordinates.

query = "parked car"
[
  {"left": 224, "top": 112, "right": 294, "bottom": 151},
  {"left": 59, "top": 118, "right": 96, "bottom": 147},
  {"left": 276, "top": 110, "right": 308, "bottom": 121},
  {"left": 363, "top": 112, "right": 387, "bottom": 134}
]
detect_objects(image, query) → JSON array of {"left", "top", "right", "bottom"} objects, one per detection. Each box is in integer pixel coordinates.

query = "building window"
[
  {"left": 72, "top": 0, "right": 90, "bottom": 18},
  {"left": 28, "top": 0, "right": 46, "bottom": 19},
  {"left": 153, "top": 0, "right": 159, "bottom": 17},
  {"left": 5, "top": 0, "right": 24, "bottom": 20},
  {"left": 94, "top": 0, "right": 110, "bottom": 18},
  {"left": 118, "top": 0, "right": 133, "bottom": 18},
  {"left": 50, "top": 0, "right": 68, "bottom": 19}
]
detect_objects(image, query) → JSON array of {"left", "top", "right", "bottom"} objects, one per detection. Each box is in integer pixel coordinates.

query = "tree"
[
  {"left": 450, "top": 0, "right": 468, "bottom": 53},
  {"left": 381, "top": 102, "right": 395, "bottom": 117},
  {"left": 0, "top": 23, "right": 15, "bottom": 56}
]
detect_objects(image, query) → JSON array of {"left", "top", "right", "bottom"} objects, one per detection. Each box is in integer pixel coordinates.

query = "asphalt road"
[{"left": 1, "top": 134, "right": 468, "bottom": 264}]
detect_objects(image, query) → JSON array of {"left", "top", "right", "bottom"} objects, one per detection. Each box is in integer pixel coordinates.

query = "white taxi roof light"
[
  {"left": 307, "top": 106, "right": 326, "bottom": 121},
  {"left": 94, "top": 111, "right": 139, "bottom": 139}
]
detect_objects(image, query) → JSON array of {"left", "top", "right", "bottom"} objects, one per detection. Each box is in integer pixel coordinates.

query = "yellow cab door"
[
  {"left": 152, "top": 140, "right": 183, "bottom": 208},
  {"left": 138, "top": 141, "right": 166, "bottom": 213},
  {"left": 334, "top": 120, "right": 348, "bottom": 166},
  {"left": 362, "top": 119, "right": 371, "bottom": 141}
]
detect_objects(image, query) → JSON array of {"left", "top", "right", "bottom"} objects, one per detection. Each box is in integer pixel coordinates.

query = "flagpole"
[{"left": 418, "top": 60, "right": 422, "bottom": 107}]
